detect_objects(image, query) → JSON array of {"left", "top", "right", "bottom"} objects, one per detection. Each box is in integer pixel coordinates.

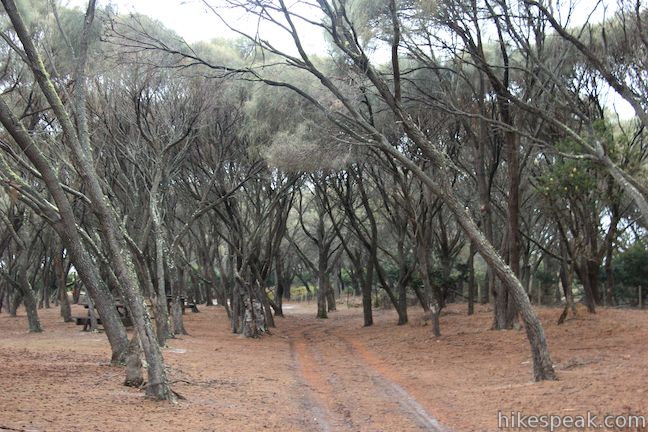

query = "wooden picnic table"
[
  {"left": 166, "top": 295, "right": 199, "bottom": 314},
  {"left": 75, "top": 302, "right": 133, "bottom": 331}
]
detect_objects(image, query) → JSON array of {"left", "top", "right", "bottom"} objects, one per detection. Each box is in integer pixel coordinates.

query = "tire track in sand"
[
  {"left": 289, "top": 321, "right": 334, "bottom": 432},
  {"left": 287, "top": 314, "right": 449, "bottom": 431},
  {"left": 331, "top": 329, "right": 448, "bottom": 431}
]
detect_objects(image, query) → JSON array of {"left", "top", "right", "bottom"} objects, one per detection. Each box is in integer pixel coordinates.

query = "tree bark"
[
  {"left": 150, "top": 186, "right": 173, "bottom": 345},
  {"left": 0, "top": 97, "right": 129, "bottom": 363},
  {"left": 376, "top": 135, "right": 556, "bottom": 380},
  {"left": 53, "top": 245, "right": 73, "bottom": 323},
  {"left": 124, "top": 335, "right": 144, "bottom": 388},
  {"left": 18, "top": 260, "right": 42, "bottom": 333},
  {"left": 1, "top": 0, "right": 174, "bottom": 399},
  {"left": 468, "top": 244, "right": 476, "bottom": 316}
]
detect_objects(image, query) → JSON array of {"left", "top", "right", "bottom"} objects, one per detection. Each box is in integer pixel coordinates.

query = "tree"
[
  {"left": 0, "top": 0, "right": 175, "bottom": 400},
  {"left": 140, "top": 0, "right": 557, "bottom": 381}
]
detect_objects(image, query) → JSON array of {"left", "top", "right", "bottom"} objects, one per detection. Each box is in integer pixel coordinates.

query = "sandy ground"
[{"left": 0, "top": 300, "right": 647, "bottom": 431}]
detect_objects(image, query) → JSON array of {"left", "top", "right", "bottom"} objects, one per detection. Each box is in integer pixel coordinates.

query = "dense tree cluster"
[{"left": 1, "top": 0, "right": 647, "bottom": 399}]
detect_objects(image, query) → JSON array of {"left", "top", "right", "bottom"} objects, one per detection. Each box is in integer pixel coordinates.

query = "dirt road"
[
  {"left": 1, "top": 301, "right": 647, "bottom": 431},
  {"left": 284, "top": 307, "right": 447, "bottom": 431}
]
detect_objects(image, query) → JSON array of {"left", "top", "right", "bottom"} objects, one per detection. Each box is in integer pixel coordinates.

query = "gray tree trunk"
[
  {"left": 0, "top": 100, "right": 129, "bottom": 363},
  {"left": 1, "top": 0, "right": 173, "bottom": 398},
  {"left": 53, "top": 247, "right": 73, "bottom": 323}
]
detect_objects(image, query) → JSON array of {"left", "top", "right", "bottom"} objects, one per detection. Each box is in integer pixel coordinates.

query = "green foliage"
[
  {"left": 537, "top": 152, "right": 598, "bottom": 199},
  {"left": 339, "top": 269, "right": 353, "bottom": 286},
  {"left": 429, "top": 265, "right": 463, "bottom": 288},
  {"left": 534, "top": 268, "right": 558, "bottom": 286},
  {"left": 55, "top": 6, "right": 103, "bottom": 56},
  {"left": 190, "top": 37, "right": 248, "bottom": 68},
  {"left": 14, "top": 0, "right": 49, "bottom": 27},
  {"left": 290, "top": 285, "right": 316, "bottom": 298},
  {"left": 614, "top": 242, "right": 648, "bottom": 288},
  {"left": 536, "top": 120, "right": 624, "bottom": 199}
]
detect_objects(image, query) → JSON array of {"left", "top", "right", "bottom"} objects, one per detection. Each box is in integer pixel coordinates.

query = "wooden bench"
[
  {"left": 74, "top": 302, "right": 132, "bottom": 331},
  {"left": 166, "top": 296, "right": 200, "bottom": 314},
  {"left": 75, "top": 316, "right": 102, "bottom": 331},
  {"left": 75, "top": 315, "right": 132, "bottom": 331},
  {"left": 183, "top": 302, "right": 199, "bottom": 313}
]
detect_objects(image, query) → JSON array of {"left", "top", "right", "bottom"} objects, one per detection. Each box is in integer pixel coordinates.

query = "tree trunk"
[
  {"left": 19, "top": 269, "right": 42, "bottom": 333},
  {"left": 362, "top": 259, "right": 375, "bottom": 327},
  {"left": 326, "top": 283, "right": 336, "bottom": 312},
  {"left": 416, "top": 243, "right": 441, "bottom": 336},
  {"left": 53, "top": 247, "right": 73, "bottom": 323},
  {"left": 171, "top": 266, "right": 188, "bottom": 335},
  {"left": 604, "top": 246, "right": 616, "bottom": 306},
  {"left": 150, "top": 181, "right": 172, "bottom": 345},
  {"left": 412, "top": 284, "right": 431, "bottom": 312},
  {"left": 231, "top": 282, "right": 242, "bottom": 333},
  {"left": 381, "top": 135, "right": 556, "bottom": 379},
  {"left": 9, "top": 290, "right": 20, "bottom": 317},
  {"left": 374, "top": 260, "right": 408, "bottom": 325},
  {"left": 431, "top": 305, "right": 441, "bottom": 338},
  {"left": 274, "top": 259, "right": 285, "bottom": 317},
  {"left": 2, "top": 0, "right": 174, "bottom": 399},
  {"left": 475, "top": 114, "right": 494, "bottom": 306},
  {"left": 13, "top": 241, "right": 42, "bottom": 333},
  {"left": 468, "top": 244, "right": 476, "bottom": 316},
  {"left": 397, "top": 279, "right": 408, "bottom": 325},
  {"left": 316, "top": 276, "right": 328, "bottom": 319},
  {"left": 86, "top": 294, "right": 99, "bottom": 332},
  {"left": 576, "top": 258, "right": 596, "bottom": 313},
  {"left": 396, "top": 232, "right": 409, "bottom": 325},
  {"left": 316, "top": 257, "right": 329, "bottom": 318},
  {"left": 0, "top": 42, "right": 130, "bottom": 365},
  {"left": 441, "top": 189, "right": 556, "bottom": 381},
  {"left": 504, "top": 127, "right": 520, "bottom": 327},
  {"left": 124, "top": 335, "right": 144, "bottom": 388}
]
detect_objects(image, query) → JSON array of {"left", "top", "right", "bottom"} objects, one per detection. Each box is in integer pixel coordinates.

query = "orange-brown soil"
[{"left": 0, "top": 301, "right": 646, "bottom": 431}]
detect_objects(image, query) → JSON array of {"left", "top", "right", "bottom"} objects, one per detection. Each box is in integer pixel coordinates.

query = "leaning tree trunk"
[
  {"left": 376, "top": 134, "right": 556, "bottom": 380},
  {"left": 0, "top": 7, "right": 130, "bottom": 366},
  {"left": 124, "top": 335, "right": 144, "bottom": 388},
  {"left": 375, "top": 261, "right": 405, "bottom": 324},
  {"left": 412, "top": 284, "right": 431, "bottom": 313},
  {"left": 17, "top": 259, "right": 42, "bottom": 333},
  {"left": 1, "top": 0, "right": 175, "bottom": 399},
  {"left": 439, "top": 188, "right": 557, "bottom": 381},
  {"left": 9, "top": 289, "right": 20, "bottom": 317},
  {"left": 9, "top": 233, "right": 43, "bottom": 333},
  {"left": 0, "top": 212, "right": 42, "bottom": 333}
]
